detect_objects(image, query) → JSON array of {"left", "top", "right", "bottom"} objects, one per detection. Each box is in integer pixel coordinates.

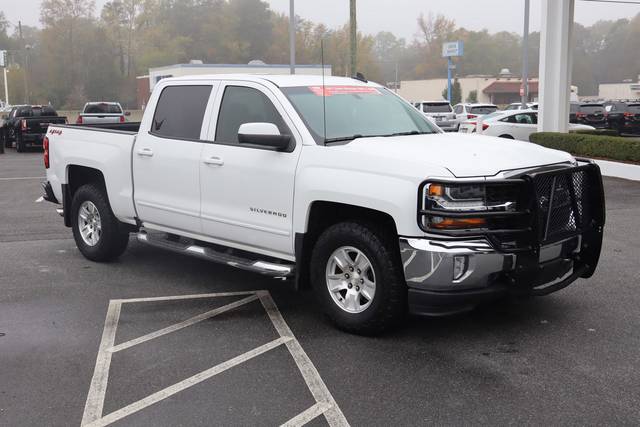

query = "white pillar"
[{"left": 538, "top": 0, "right": 575, "bottom": 133}]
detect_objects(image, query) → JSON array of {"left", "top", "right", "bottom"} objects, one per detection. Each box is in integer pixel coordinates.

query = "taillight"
[
  {"left": 624, "top": 112, "right": 634, "bottom": 118},
  {"left": 120, "top": 115, "right": 125, "bottom": 123},
  {"left": 76, "top": 116, "right": 83, "bottom": 124},
  {"left": 21, "top": 119, "right": 27, "bottom": 131},
  {"left": 482, "top": 123, "right": 489, "bottom": 130},
  {"left": 467, "top": 114, "right": 477, "bottom": 119},
  {"left": 43, "top": 136, "right": 50, "bottom": 169},
  {"left": 576, "top": 112, "right": 586, "bottom": 118}
]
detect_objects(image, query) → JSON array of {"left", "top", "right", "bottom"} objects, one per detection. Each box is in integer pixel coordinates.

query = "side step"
[{"left": 136, "top": 230, "right": 295, "bottom": 278}]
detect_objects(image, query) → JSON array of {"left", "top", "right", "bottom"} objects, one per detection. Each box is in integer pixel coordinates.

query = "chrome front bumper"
[{"left": 400, "top": 237, "right": 514, "bottom": 292}]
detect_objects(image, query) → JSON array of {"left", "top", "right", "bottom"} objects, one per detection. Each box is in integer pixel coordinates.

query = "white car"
[
  {"left": 41, "top": 75, "right": 605, "bottom": 334},
  {"left": 413, "top": 100, "right": 457, "bottom": 131},
  {"left": 76, "top": 102, "right": 129, "bottom": 125},
  {"left": 458, "top": 110, "right": 594, "bottom": 141},
  {"left": 452, "top": 103, "right": 498, "bottom": 130}
]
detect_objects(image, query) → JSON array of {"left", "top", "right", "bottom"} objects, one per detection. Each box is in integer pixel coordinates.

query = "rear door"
[
  {"left": 133, "top": 82, "right": 219, "bottom": 234},
  {"left": 199, "top": 81, "right": 302, "bottom": 259}
]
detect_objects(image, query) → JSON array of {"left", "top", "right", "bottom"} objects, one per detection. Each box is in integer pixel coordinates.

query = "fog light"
[{"left": 453, "top": 255, "right": 468, "bottom": 281}]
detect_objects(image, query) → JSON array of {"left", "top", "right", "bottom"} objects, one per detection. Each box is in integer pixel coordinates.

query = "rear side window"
[
  {"left": 422, "top": 103, "right": 452, "bottom": 113},
  {"left": 152, "top": 85, "right": 212, "bottom": 140},
  {"left": 215, "top": 86, "right": 289, "bottom": 143}
]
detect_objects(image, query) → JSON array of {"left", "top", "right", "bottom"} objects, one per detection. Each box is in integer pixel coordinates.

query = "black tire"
[
  {"left": 499, "top": 134, "right": 514, "bottom": 139},
  {"left": 15, "top": 133, "right": 25, "bottom": 152},
  {"left": 310, "top": 221, "right": 407, "bottom": 335},
  {"left": 71, "top": 183, "right": 130, "bottom": 262}
]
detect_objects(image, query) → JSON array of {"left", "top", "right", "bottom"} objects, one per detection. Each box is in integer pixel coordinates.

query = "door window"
[
  {"left": 151, "top": 85, "right": 212, "bottom": 140},
  {"left": 215, "top": 86, "right": 289, "bottom": 143}
]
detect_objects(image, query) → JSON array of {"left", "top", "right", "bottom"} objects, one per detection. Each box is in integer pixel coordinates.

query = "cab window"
[{"left": 215, "top": 86, "right": 289, "bottom": 143}]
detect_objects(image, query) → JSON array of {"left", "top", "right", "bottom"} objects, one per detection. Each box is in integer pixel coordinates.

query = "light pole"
[
  {"left": 289, "top": 0, "right": 295, "bottom": 74},
  {"left": 350, "top": 0, "right": 357, "bottom": 76},
  {"left": 521, "top": 0, "right": 530, "bottom": 108}
]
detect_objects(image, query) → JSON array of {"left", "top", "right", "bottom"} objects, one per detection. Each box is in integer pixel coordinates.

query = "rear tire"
[
  {"left": 71, "top": 183, "right": 129, "bottom": 262},
  {"left": 15, "top": 133, "right": 25, "bottom": 152},
  {"left": 310, "top": 221, "right": 407, "bottom": 335}
]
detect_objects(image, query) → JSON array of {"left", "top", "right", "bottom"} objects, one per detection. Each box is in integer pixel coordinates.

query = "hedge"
[
  {"left": 570, "top": 129, "right": 620, "bottom": 137},
  {"left": 529, "top": 132, "right": 640, "bottom": 163}
]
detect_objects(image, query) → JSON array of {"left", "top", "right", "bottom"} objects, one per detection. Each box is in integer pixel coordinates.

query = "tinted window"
[
  {"left": 152, "top": 85, "right": 212, "bottom": 140},
  {"left": 470, "top": 106, "right": 498, "bottom": 115},
  {"left": 570, "top": 103, "right": 580, "bottom": 113},
  {"left": 580, "top": 104, "right": 604, "bottom": 114},
  {"left": 628, "top": 104, "right": 640, "bottom": 113},
  {"left": 216, "top": 86, "right": 289, "bottom": 143},
  {"left": 454, "top": 105, "right": 463, "bottom": 114},
  {"left": 422, "top": 103, "right": 452, "bottom": 113},
  {"left": 84, "top": 103, "right": 122, "bottom": 114}
]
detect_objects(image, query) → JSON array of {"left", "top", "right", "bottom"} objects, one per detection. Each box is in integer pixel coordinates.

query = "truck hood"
[{"left": 334, "top": 133, "right": 574, "bottom": 178}]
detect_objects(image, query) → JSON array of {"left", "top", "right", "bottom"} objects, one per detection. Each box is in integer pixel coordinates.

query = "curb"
[{"left": 593, "top": 159, "right": 640, "bottom": 182}]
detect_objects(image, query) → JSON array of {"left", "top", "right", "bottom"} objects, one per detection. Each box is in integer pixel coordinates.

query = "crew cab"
[
  {"left": 2, "top": 105, "right": 67, "bottom": 151},
  {"left": 76, "top": 102, "right": 129, "bottom": 125},
  {"left": 42, "top": 75, "right": 605, "bottom": 334}
]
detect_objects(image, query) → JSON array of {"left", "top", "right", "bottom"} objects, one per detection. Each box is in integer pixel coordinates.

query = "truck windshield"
[{"left": 281, "top": 86, "right": 437, "bottom": 144}]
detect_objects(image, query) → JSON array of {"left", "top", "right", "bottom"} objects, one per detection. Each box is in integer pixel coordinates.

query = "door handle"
[
  {"left": 136, "top": 148, "right": 154, "bottom": 157},
  {"left": 203, "top": 156, "right": 224, "bottom": 166}
]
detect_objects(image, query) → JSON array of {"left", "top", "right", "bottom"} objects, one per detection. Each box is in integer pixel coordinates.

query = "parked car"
[
  {"left": 42, "top": 75, "right": 605, "bottom": 334},
  {"left": 76, "top": 102, "right": 129, "bottom": 125},
  {"left": 413, "top": 100, "right": 457, "bottom": 131},
  {"left": 570, "top": 103, "right": 607, "bottom": 129},
  {"left": 504, "top": 102, "right": 538, "bottom": 111},
  {"left": 1, "top": 105, "right": 67, "bottom": 152},
  {"left": 604, "top": 101, "right": 640, "bottom": 135},
  {"left": 452, "top": 103, "right": 498, "bottom": 130},
  {"left": 458, "top": 110, "right": 594, "bottom": 141}
]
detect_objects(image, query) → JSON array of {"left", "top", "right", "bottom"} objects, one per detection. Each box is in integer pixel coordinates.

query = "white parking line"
[
  {"left": 281, "top": 402, "right": 332, "bottom": 427},
  {"left": 87, "top": 337, "right": 292, "bottom": 427},
  {"left": 108, "top": 294, "right": 259, "bottom": 353},
  {"left": 82, "top": 291, "right": 349, "bottom": 427},
  {"left": 0, "top": 176, "right": 45, "bottom": 181},
  {"left": 35, "top": 196, "right": 44, "bottom": 203}
]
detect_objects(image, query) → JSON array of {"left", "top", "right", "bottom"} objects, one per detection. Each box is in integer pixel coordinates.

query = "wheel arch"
[
  {"left": 63, "top": 165, "right": 107, "bottom": 227},
  {"left": 295, "top": 201, "right": 399, "bottom": 290}
]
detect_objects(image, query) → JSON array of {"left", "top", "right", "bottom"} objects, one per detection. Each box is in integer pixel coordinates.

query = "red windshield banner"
[{"left": 308, "top": 86, "right": 381, "bottom": 96}]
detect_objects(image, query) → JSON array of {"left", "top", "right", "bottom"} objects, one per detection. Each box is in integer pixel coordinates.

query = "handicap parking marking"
[
  {"left": 82, "top": 290, "right": 349, "bottom": 427},
  {"left": 34, "top": 196, "right": 44, "bottom": 203}
]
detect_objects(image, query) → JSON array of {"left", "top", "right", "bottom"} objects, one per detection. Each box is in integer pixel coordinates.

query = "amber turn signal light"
[{"left": 430, "top": 217, "right": 486, "bottom": 229}]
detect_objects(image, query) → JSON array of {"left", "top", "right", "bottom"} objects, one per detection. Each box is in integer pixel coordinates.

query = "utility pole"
[
  {"left": 19, "top": 21, "right": 29, "bottom": 105},
  {"left": 349, "top": 0, "right": 357, "bottom": 76},
  {"left": 289, "top": 0, "right": 295, "bottom": 74},
  {"left": 521, "top": 0, "right": 530, "bottom": 108}
]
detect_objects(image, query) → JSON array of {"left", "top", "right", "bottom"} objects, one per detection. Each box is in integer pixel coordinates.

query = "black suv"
[
  {"left": 570, "top": 103, "right": 607, "bottom": 129},
  {"left": 604, "top": 101, "right": 640, "bottom": 135}
]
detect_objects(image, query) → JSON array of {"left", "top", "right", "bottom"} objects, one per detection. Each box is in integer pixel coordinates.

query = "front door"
[
  {"left": 199, "top": 82, "right": 302, "bottom": 259},
  {"left": 133, "top": 82, "right": 218, "bottom": 234}
]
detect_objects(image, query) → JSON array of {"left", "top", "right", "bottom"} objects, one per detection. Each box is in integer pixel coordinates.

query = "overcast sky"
[{"left": 2, "top": 0, "right": 639, "bottom": 39}]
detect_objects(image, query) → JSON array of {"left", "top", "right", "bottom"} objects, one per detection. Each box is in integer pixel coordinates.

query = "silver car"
[{"left": 76, "top": 102, "right": 129, "bottom": 125}]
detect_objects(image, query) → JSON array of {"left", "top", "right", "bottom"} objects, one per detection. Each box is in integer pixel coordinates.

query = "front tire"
[
  {"left": 310, "top": 222, "right": 407, "bottom": 335},
  {"left": 71, "top": 184, "right": 130, "bottom": 262}
]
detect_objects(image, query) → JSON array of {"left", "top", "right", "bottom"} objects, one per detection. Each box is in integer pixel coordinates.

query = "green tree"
[{"left": 466, "top": 89, "right": 478, "bottom": 103}]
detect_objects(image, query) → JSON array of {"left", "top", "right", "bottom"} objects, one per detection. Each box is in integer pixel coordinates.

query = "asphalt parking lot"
[{"left": 1, "top": 150, "right": 640, "bottom": 426}]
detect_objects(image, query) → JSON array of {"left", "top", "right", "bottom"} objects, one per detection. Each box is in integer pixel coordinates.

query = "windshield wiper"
[
  {"left": 385, "top": 130, "right": 430, "bottom": 137},
  {"left": 324, "top": 131, "right": 430, "bottom": 144}
]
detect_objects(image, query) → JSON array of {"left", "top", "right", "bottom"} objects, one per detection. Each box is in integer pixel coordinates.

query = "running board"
[{"left": 136, "top": 230, "right": 295, "bottom": 278}]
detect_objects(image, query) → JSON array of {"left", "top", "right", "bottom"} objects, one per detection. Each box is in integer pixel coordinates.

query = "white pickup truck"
[{"left": 42, "top": 74, "right": 605, "bottom": 334}]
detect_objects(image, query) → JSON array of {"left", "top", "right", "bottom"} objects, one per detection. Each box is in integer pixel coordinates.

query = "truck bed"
[{"left": 46, "top": 123, "right": 139, "bottom": 225}]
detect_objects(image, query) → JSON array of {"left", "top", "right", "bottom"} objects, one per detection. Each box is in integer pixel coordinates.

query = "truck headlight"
[{"left": 421, "top": 182, "right": 519, "bottom": 231}]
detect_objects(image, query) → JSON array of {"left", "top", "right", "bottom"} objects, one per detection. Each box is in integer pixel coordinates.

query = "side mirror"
[
  {"left": 237, "top": 122, "right": 291, "bottom": 151},
  {"left": 124, "top": 111, "right": 131, "bottom": 117}
]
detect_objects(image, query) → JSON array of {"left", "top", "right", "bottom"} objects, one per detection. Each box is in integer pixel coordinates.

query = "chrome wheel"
[
  {"left": 78, "top": 201, "right": 102, "bottom": 246},
  {"left": 325, "top": 246, "right": 376, "bottom": 313}
]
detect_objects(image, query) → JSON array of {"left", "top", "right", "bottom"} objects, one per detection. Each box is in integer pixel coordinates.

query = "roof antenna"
[{"left": 321, "top": 39, "right": 327, "bottom": 145}]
